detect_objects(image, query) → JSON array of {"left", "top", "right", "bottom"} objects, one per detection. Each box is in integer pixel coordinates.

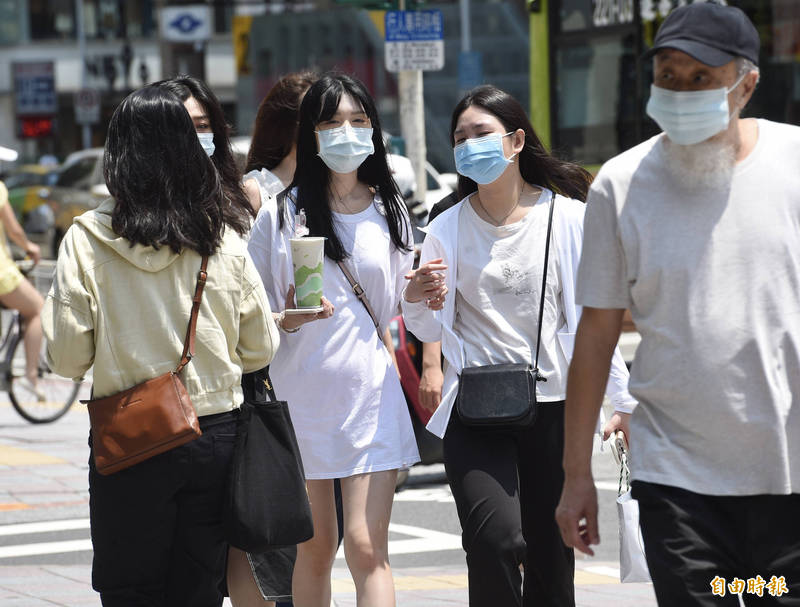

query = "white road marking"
[
  {"left": 393, "top": 486, "right": 454, "bottom": 503},
  {"left": 0, "top": 518, "right": 90, "bottom": 537},
  {"left": 0, "top": 539, "right": 93, "bottom": 559},
  {"left": 335, "top": 522, "right": 462, "bottom": 560},
  {"left": 586, "top": 565, "right": 621, "bottom": 579}
]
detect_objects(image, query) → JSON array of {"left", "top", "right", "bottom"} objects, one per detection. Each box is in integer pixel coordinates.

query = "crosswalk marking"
[
  {"left": 0, "top": 518, "right": 89, "bottom": 537},
  {"left": 0, "top": 538, "right": 93, "bottom": 559}
]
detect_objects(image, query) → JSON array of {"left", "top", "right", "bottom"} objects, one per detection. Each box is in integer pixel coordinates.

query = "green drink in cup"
[{"left": 289, "top": 237, "right": 325, "bottom": 312}]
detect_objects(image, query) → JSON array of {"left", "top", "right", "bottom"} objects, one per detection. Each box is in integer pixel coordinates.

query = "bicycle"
[{"left": 3, "top": 259, "right": 82, "bottom": 423}]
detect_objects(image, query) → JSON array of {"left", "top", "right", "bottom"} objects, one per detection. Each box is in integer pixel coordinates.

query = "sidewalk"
[{"left": 0, "top": 561, "right": 656, "bottom": 606}]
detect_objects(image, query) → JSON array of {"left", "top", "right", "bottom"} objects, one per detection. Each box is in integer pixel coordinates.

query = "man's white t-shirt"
[{"left": 577, "top": 119, "right": 800, "bottom": 496}]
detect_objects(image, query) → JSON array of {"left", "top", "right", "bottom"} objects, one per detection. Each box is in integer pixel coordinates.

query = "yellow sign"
[{"left": 233, "top": 15, "right": 254, "bottom": 76}]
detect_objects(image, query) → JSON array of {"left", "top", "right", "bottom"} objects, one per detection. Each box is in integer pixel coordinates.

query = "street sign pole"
[
  {"left": 388, "top": 3, "right": 444, "bottom": 206},
  {"left": 75, "top": 0, "right": 91, "bottom": 149}
]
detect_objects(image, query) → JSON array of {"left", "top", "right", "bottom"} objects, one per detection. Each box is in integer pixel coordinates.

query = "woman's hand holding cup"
[
  {"left": 279, "top": 285, "right": 334, "bottom": 332},
  {"left": 404, "top": 259, "right": 448, "bottom": 311}
]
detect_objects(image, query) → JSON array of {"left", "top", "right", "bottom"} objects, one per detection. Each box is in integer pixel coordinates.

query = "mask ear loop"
[
  {"left": 505, "top": 130, "right": 523, "bottom": 163},
  {"left": 726, "top": 72, "right": 749, "bottom": 119}
]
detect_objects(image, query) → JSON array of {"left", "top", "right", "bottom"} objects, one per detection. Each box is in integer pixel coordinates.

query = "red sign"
[{"left": 18, "top": 116, "right": 54, "bottom": 138}]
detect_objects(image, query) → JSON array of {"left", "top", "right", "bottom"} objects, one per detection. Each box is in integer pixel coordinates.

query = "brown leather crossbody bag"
[{"left": 83, "top": 256, "right": 208, "bottom": 475}]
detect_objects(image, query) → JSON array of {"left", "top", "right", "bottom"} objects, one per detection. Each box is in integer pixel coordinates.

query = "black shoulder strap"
[{"left": 533, "top": 191, "right": 556, "bottom": 382}]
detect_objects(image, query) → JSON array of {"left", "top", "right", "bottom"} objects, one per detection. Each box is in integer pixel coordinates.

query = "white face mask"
[
  {"left": 197, "top": 132, "right": 215, "bottom": 157},
  {"left": 316, "top": 124, "right": 374, "bottom": 174},
  {"left": 646, "top": 73, "right": 746, "bottom": 146}
]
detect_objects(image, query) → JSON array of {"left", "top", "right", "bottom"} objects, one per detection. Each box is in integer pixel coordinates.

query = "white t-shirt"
[
  {"left": 577, "top": 119, "right": 800, "bottom": 496},
  {"left": 454, "top": 190, "right": 570, "bottom": 400},
  {"left": 247, "top": 189, "right": 419, "bottom": 479}
]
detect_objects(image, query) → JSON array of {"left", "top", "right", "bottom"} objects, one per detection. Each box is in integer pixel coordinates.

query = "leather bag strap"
[
  {"left": 176, "top": 255, "right": 209, "bottom": 374},
  {"left": 337, "top": 260, "right": 383, "bottom": 340},
  {"left": 532, "top": 191, "right": 556, "bottom": 382}
]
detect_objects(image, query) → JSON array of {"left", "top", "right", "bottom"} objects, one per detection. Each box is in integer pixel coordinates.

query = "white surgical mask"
[
  {"left": 646, "top": 74, "right": 746, "bottom": 146},
  {"left": 316, "top": 124, "right": 374, "bottom": 174},
  {"left": 197, "top": 132, "right": 215, "bottom": 157}
]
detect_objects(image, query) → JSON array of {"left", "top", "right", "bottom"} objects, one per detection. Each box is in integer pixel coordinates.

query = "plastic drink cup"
[{"left": 289, "top": 237, "right": 325, "bottom": 309}]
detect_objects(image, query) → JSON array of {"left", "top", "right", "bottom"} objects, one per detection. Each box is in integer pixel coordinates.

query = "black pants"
[
  {"left": 89, "top": 411, "right": 237, "bottom": 607},
  {"left": 633, "top": 481, "right": 800, "bottom": 607},
  {"left": 443, "top": 401, "right": 574, "bottom": 607}
]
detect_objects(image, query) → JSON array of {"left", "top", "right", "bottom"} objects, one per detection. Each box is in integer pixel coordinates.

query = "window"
[
  {"left": 57, "top": 157, "right": 97, "bottom": 188},
  {"left": 29, "top": 0, "right": 74, "bottom": 40}
]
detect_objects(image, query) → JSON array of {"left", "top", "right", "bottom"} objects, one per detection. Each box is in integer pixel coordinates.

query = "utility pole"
[
  {"left": 397, "top": 0, "right": 427, "bottom": 204},
  {"left": 460, "top": 0, "right": 470, "bottom": 54},
  {"left": 75, "top": 0, "right": 91, "bottom": 149}
]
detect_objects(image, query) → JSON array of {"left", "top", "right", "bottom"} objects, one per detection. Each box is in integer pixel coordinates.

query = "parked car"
[{"left": 13, "top": 148, "right": 108, "bottom": 258}]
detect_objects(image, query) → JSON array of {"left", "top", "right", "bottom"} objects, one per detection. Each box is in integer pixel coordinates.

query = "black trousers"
[
  {"left": 633, "top": 481, "right": 800, "bottom": 607},
  {"left": 89, "top": 411, "right": 237, "bottom": 607},
  {"left": 443, "top": 401, "right": 574, "bottom": 607}
]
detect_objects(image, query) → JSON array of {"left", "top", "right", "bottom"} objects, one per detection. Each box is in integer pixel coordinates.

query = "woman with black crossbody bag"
[{"left": 402, "top": 86, "right": 637, "bottom": 607}]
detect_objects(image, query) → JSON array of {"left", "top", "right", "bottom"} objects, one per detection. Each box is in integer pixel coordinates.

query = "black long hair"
[
  {"left": 285, "top": 72, "right": 411, "bottom": 261},
  {"left": 246, "top": 70, "right": 318, "bottom": 173},
  {"left": 104, "top": 85, "right": 249, "bottom": 256},
  {"left": 450, "top": 85, "right": 592, "bottom": 201},
  {"left": 154, "top": 75, "right": 255, "bottom": 219}
]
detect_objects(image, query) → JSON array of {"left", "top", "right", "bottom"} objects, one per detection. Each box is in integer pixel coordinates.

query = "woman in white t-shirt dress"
[
  {"left": 402, "top": 85, "right": 636, "bottom": 606},
  {"left": 247, "top": 72, "right": 419, "bottom": 607}
]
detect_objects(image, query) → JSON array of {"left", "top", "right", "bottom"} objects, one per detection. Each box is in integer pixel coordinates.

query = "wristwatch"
[{"left": 277, "top": 311, "right": 300, "bottom": 334}]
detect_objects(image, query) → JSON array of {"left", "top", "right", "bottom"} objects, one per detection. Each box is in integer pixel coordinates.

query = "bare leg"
[
  {"left": 292, "top": 479, "right": 339, "bottom": 607},
  {"left": 227, "top": 546, "right": 276, "bottom": 607},
  {"left": 341, "top": 469, "right": 398, "bottom": 607},
  {"left": 0, "top": 279, "right": 43, "bottom": 385}
]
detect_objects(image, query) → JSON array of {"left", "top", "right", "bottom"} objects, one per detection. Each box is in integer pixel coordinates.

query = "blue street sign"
[{"left": 385, "top": 10, "right": 444, "bottom": 42}]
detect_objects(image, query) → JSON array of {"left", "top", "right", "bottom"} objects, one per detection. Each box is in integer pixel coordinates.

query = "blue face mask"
[
  {"left": 197, "top": 132, "right": 215, "bottom": 157},
  {"left": 645, "top": 74, "right": 745, "bottom": 146},
  {"left": 453, "top": 132, "right": 515, "bottom": 185}
]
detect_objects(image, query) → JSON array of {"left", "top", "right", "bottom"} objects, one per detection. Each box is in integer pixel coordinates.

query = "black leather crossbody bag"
[{"left": 456, "top": 191, "right": 555, "bottom": 429}]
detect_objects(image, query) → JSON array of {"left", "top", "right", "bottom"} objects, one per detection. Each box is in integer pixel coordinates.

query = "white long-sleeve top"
[{"left": 402, "top": 190, "right": 636, "bottom": 439}]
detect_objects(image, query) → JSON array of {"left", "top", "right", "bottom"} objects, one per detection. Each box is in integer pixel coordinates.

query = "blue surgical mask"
[
  {"left": 197, "top": 132, "right": 215, "bottom": 157},
  {"left": 645, "top": 74, "right": 746, "bottom": 146},
  {"left": 316, "top": 124, "right": 374, "bottom": 174},
  {"left": 453, "top": 132, "right": 515, "bottom": 185}
]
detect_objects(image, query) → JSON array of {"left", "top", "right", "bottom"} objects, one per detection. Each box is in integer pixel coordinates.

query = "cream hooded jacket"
[{"left": 42, "top": 199, "right": 278, "bottom": 416}]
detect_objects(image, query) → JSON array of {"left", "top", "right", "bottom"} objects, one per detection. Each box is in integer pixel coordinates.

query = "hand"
[
  {"left": 280, "top": 285, "right": 334, "bottom": 331},
  {"left": 404, "top": 259, "right": 448, "bottom": 309},
  {"left": 603, "top": 411, "right": 631, "bottom": 442},
  {"left": 418, "top": 365, "right": 443, "bottom": 413},
  {"left": 24, "top": 242, "right": 41, "bottom": 265},
  {"left": 555, "top": 475, "right": 600, "bottom": 557}
]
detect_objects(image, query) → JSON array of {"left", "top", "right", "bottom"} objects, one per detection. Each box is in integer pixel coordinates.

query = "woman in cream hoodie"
[{"left": 42, "top": 85, "right": 278, "bottom": 607}]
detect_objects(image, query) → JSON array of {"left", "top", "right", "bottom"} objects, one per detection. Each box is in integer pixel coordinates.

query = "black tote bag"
[{"left": 224, "top": 367, "right": 314, "bottom": 552}]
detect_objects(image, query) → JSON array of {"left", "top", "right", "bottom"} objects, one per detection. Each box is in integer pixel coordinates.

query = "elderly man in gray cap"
[{"left": 556, "top": 2, "right": 799, "bottom": 605}]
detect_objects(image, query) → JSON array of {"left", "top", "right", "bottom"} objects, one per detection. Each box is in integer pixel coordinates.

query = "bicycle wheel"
[{"left": 8, "top": 334, "right": 82, "bottom": 424}]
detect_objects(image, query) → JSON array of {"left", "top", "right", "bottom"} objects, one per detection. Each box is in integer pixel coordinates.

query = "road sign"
[
  {"left": 13, "top": 61, "right": 57, "bottom": 116},
  {"left": 160, "top": 5, "right": 212, "bottom": 42},
  {"left": 74, "top": 88, "right": 101, "bottom": 125},
  {"left": 385, "top": 10, "right": 444, "bottom": 73}
]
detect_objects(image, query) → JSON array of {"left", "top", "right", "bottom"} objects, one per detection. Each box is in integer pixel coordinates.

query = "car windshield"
[
  {"left": 57, "top": 157, "right": 97, "bottom": 187},
  {"left": 4, "top": 171, "right": 54, "bottom": 189}
]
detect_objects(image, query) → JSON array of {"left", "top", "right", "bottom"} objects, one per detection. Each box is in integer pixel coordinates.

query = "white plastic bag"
[
  {"left": 614, "top": 433, "right": 651, "bottom": 583},
  {"left": 617, "top": 489, "right": 651, "bottom": 582}
]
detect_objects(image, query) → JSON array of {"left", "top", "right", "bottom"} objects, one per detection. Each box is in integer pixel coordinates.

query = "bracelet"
[{"left": 277, "top": 311, "right": 300, "bottom": 334}]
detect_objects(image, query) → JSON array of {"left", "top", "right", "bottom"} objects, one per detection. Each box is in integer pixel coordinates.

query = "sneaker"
[{"left": 17, "top": 377, "right": 46, "bottom": 402}]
